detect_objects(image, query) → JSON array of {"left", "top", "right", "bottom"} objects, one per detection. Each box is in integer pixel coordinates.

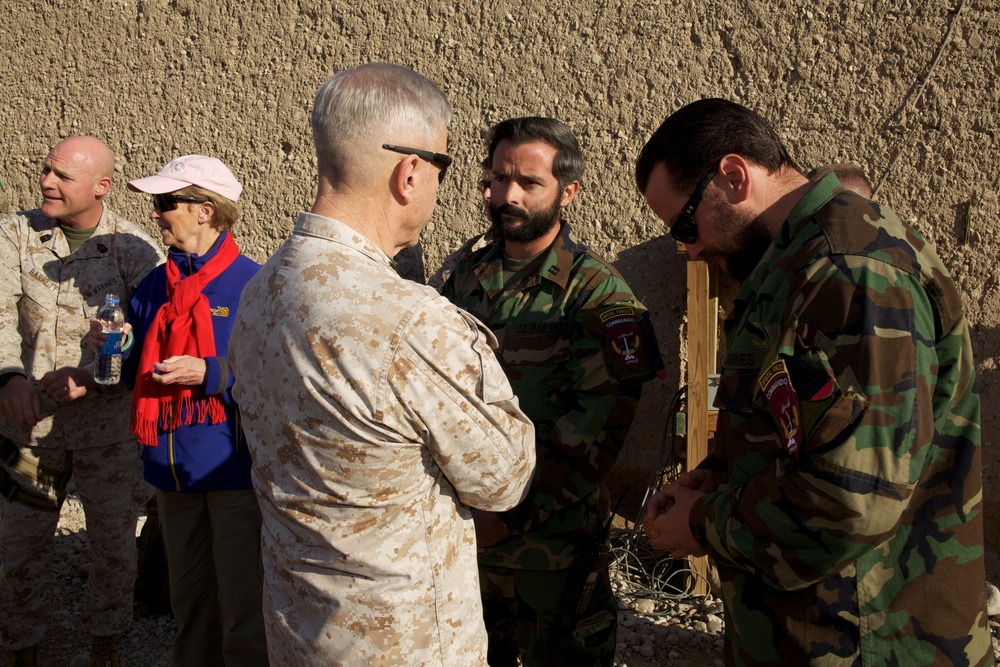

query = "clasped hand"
[
  {"left": 0, "top": 367, "right": 95, "bottom": 426},
  {"left": 641, "top": 469, "right": 712, "bottom": 559}
]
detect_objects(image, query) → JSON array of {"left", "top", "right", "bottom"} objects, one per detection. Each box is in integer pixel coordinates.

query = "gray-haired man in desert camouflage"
[
  {"left": 0, "top": 136, "right": 164, "bottom": 666},
  {"left": 229, "top": 63, "right": 536, "bottom": 666}
]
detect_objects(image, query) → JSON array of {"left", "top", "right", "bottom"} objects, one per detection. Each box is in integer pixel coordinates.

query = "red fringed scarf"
[{"left": 131, "top": 233, "right": 239, "bottom": 447}]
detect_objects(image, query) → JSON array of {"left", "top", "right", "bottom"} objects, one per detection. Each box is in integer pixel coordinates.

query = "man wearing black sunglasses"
[
  {"left": 441, "top": 117, "right": 663, "bottom": 667},
  {"left": 0, "top": 136, "right": 164, "bottom": 666},
  {"left": 636, "top": 99, "right": 991, "bottom": 667},
  {"left": 380, "top": 144, "right": 453, "bottom": 285},
  {"left": 229, "top": 63, "right": 535, "bottom": 667}
]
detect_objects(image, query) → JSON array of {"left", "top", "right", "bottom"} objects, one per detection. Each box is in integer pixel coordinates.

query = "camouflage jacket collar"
[
  {"left": 472, "top": 221, "right": 584, "bottom": 298},
  {"left": 786, "top": 172, "right": 840, "bottom": 229},
  {"left": 293, "top": 211, "right": 392, "bottom": 269},
  {"left": 36, "top": 204, "right": 118, "bottom": 264},
  {"left": 734, "top": 175, "right": 841, "bottom": 303}
]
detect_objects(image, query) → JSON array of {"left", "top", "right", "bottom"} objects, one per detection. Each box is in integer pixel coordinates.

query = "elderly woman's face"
[{"left": 151, "top": 192, "right": 210, "bottom": 253}]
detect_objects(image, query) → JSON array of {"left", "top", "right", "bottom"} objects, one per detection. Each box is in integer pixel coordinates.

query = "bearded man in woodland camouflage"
[
  {"left": 442, "top": 116, "right": 663, "bottom": 667},
  {"left": 638, "top": 98, "right": 992, "bottom": 667}
]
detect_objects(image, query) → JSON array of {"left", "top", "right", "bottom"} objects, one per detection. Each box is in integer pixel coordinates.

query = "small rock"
[
  {"left": 634, "top": 598, "right": 656, "bottom": 614},
  {"left": 639, "top": 644, "right": 655, "bottom": 657},
  {"left": 69, "top": 654, "right": 90, "bottom": 667},
  {"left": 706, "top": 613, "right": 724, "bottom": 634}
]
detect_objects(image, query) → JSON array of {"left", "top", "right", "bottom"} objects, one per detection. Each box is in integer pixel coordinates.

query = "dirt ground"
[{"left": 1, "top": 0, "right": 998, "bottom": 660}]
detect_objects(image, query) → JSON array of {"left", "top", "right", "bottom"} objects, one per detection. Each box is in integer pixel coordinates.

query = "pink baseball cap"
[{"left": 128, "top": 155, "right": 242, "bottom": 202}]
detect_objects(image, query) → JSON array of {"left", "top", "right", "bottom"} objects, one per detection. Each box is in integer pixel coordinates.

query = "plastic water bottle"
[{"left": 94, "top": 293, "right": 125, "bottom": 385}]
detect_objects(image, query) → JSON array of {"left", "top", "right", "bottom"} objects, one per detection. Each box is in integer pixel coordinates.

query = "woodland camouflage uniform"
[
  {"left": 696, "top": 174, "right": 993, "bottom": 666},
  {"left": 442, "top": 221, "right": 662, "bottom": 666}
]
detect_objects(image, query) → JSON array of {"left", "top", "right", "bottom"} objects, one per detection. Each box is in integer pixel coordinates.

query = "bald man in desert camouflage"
[
  {"left": 0, "top": 136, "right": 164, "bottom": 666},
  {"left": 229, "top": 63, "right": 536, "bottom": 666}
]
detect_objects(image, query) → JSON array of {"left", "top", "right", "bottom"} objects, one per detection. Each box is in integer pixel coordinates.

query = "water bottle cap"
[{"left": 105, "top": 293, "right": 120, "bottom": 304}]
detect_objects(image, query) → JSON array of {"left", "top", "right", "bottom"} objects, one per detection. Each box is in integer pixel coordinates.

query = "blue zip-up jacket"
[{"left": 123, "top": 232, "right": 261, "bottom": 492}]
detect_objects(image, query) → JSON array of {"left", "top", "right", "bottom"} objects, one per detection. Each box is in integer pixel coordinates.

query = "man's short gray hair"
[{"left": 311, "top": 63, "right": 452, "bottom": 185}]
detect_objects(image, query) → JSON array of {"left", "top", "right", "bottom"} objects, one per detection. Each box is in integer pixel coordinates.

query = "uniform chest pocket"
[{"left": 19, "top": 270, "right": 57, "bottom": 339}]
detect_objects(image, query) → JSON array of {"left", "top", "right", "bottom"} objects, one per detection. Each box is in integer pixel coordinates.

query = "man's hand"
[
  {"left": 471, "top": 509, "right": 510, "bottom": 553},
  {"left": 642, "top": 482, "right": 708, "bottom": 559},
  {"left": 152, "top": 356, "right": 207, "bottom": 387},
  {"left": 0, "top": 374, "right": 41, "bottom": 425},
  {"left": 40, "top": 367, "right": 95, "bottom": 404},
  {"left": 677, "top": 467, "right": 716, "bottom": 493}
]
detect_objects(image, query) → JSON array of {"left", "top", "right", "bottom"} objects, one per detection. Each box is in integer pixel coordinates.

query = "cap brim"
[{"left": 126, "top": 175, "right": 192, "bottom": 194}]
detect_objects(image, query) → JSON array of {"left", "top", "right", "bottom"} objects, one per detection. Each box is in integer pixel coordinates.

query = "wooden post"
[{"left": 685, "top": 258, "right": 714, "bottom": 595}]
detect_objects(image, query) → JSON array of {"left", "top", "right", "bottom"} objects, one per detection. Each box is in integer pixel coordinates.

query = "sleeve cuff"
[{"left": 203, "top": 356, "right": 229, "bottom": 395}]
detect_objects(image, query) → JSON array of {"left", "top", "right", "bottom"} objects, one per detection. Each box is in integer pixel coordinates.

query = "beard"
[
  {"left": 703, "top": 199, "right": 774, "bottom": 282},
  {"left": 489, "top": 194, "right": 562, "bottom": 244}
]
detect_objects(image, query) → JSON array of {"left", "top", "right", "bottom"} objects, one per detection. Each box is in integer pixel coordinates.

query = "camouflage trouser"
[
  {"left": 0, "top": 440, "right": 142, "bottom": 649},
  {"left": 480, "top": 562, "right": 618, "bottom": 667}
]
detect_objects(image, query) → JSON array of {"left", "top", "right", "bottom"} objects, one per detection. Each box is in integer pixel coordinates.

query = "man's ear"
[
  {"left": 559, "top": 180, "right": 580, "bottom": 208},
  {"left": 393, "top": 155, "right": 422, "bottom": 205},
  {"left": 94, "top": 175, "right": 112, "bottom": 199},
  {"left": 717, "top": 154, "right": 752, "bottom": 204}
]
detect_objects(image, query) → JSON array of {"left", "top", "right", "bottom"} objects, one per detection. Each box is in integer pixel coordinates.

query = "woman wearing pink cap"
[{"left": 121, "top": 155, "right": 267, "bottom": 665}]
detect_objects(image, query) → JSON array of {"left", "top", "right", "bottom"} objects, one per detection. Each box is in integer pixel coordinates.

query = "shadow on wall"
[{"left": 606, "top": 235, "right": 687, "bottom": 519}]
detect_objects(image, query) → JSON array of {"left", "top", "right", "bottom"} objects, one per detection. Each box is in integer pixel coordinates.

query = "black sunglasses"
[
  {"left": 152, "top": 193, "right": 208, "bottom": 213},
  {"left": 382, "top": 144, "right": 453, "bottom": 183},
  {"left": 670, "top": 170, "right": 716, "bottom": 244}
]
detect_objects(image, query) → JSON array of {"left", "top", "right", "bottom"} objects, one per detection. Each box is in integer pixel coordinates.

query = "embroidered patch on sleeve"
[
  {"left": 599, "top": 305, "right": 644, "bottom": 372},
  {"left": 758, "top": 358, "right": 803, "bottom": 459}
]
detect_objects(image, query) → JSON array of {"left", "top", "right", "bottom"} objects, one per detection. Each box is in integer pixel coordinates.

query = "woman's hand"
[{"left": 152, "top": 356, "right": 207, "bottom": 386}]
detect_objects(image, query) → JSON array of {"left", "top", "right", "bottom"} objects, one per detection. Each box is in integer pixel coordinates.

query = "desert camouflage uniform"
[
  {"left": 441, "top": 222, "right": 662, "bottom": 666},
  {"left": 693, "top": 174, "right": 993, "bottom": 666},
  {"left": 0, "top": 206, "right": 163, "bottom": 648},
  {"left": 229, "top": 212, "right": 536, "bottom": 667}
]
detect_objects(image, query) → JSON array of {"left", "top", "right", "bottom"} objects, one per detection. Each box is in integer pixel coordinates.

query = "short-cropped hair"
[
  {"left": 806, "top": 163, "right": 873, "bottom": 198},
  {"left": 312, "top": 63, "right": 452, "bottom": 185}
]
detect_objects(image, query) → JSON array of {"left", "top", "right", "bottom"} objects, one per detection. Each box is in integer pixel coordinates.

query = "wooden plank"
[
  {"left": 708, "top": 264, "right": 718, "bottom": 375},
  {"left": 685, "top": 259, "right": 712, "bottom": 595}
]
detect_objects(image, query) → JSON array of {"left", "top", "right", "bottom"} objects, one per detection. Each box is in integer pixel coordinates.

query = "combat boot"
[
  {"left": 91, "top": 634, "right": 121, "bottom": 667},
  {"left": 6, "top": 645, "right": 38, "bottom": 667}
]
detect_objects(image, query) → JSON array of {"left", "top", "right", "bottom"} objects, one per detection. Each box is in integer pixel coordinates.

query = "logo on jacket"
[
  {"left": 758, "top": 358, "right": 803, "bottom": 459},
  {"left": 599, "top": 305, "right": 642, "bottom": 370},
  {"left": 210, "top": 306, "right": 230, "bottom": 317}
]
